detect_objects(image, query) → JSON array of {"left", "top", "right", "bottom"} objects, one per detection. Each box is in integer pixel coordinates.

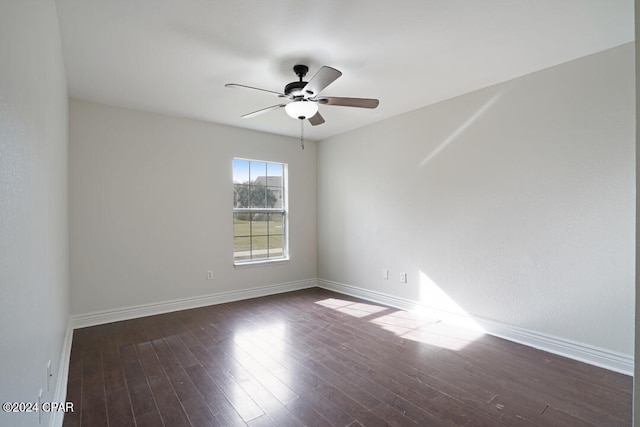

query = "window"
[{"left": 233, "top": 158, "right": 287, "bottom": 264}]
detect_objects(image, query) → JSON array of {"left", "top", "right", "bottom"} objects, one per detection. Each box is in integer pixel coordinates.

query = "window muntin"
[{"left": 233, "top": 159, "right": 287, "bottom": 263}]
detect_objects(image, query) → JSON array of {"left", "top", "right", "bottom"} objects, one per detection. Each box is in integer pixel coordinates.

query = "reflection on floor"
[{"left": 63, "top": 287, "right": 632, "bottom": 427}]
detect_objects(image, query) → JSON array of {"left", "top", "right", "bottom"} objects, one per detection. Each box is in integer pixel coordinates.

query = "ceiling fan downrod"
[{"left": 293, "top": 64, "right": 308, "bottom": 81}]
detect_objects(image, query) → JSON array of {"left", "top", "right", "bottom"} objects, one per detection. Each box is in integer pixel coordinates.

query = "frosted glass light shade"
[{"left": 285, "top": 101, "right": 318, "bottom": 119}]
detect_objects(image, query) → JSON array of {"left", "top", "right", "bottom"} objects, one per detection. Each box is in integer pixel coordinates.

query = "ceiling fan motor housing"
[
  {"left": 285, "top": 64, "right": 311, "bottom": 97},
  {"left": 284, "top": 81, "right": 307, "bottom": 98}
]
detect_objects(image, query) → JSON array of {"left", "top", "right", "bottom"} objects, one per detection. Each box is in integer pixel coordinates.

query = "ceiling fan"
[{"left": 225, "top": 64, "right": 379, "bottom": 126}]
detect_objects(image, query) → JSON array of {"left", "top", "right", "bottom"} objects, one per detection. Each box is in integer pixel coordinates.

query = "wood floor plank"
[
  {"left": 165, "top": 363, "right": 203, "bottom": 404},
  {"left": 181, "top": 396, "right": 218, "bottom": 427},
  {"left": 81, "top": 349, "right": 104, "bottom": 401},
  {"left": 105, "top": 388, "right": 135, "bottom": 427},
  {"left": 165, "top": 334, "right": 201, "bottom": 369},
  {"left": 310, "top": 326, "right": 513, "bottom": 425},
  {"left": 134, "top": 409, "right": 164, "bottom": 427},
  {"left": 61, "top": 378, "right": 81, "bottom": 427},
  {"left": 135, "top": 341, "right": 165, "bottom": 378},
  {"left": 201, "top": 356, "right": 265, "bottom": 422},
  {"left": 127, "top": 382, "right": 157, "bottom": 419},
  {"left": 101, "top": 347, "right": 126, "bottom": 393},
  {"left": 81, "top": 396, "right": 108, "bottom": 427},
  {"left": 147, "top": 374, "right": 191, "bottom": 427},
  {"left": 120, "top": 359, "right": 147, "bottom": 390},
  {"left": 63, "top": 288, "right": 632, "bottom": 427},
  {"left": 184, "top": 364, "right": 248, "bottom": 426}
]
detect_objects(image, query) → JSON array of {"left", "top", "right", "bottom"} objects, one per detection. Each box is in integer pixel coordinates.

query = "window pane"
[
  {"left": 233, "top": 212, "right": 251, "bottom": 236},
  {"left": 268, "top": 213, "right": 283, "bottom": 235},
  {"left": 234, "top": 183, "right": 251, "bottom": 208},
  {"left": 234, "top": 237, "right": 251, "bottom": 261},
  {"left": 250, "top": 161, "right": 266, "bottom": 182},
  {"left": 252, "top": 234, "right": 268, "bottom": 259},
  {"left": 268, "top": 234, "right": 284, "bottom": 257},
  {"left": 251, "top": 214, "right": 268, "bottom": 235},
  {"left": 249, "top": 184, "right": 267, "bottom": 208},
  {"left": 267, "top": 163, "right": 283, "bottom": 179},
  {"left": 233, "top": 159, "right": 249, "bottom": 183},
  {"left": 267, "top": 186, "right": 282, "bottom": 208}
]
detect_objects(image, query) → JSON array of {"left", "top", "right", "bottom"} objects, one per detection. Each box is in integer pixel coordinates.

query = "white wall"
[
  {"left": 318, "top": 43, "right": 635, "bottom": 359},
  {"left": 0, "top": 1, "right": 70, "bottom": 426},
  {"left": 69, "top": 101, "right": 317, "bottom": 316},
  {"left": 634, "top": 1, "right": 639, "bottom": 423}
]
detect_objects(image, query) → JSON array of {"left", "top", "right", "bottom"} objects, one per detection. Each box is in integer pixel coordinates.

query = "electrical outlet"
[
  {"left": 38, "top": 389, "right": 43, "bottom": 424},
  {"left": 207, "top": 271, "right": 213, "bottom": 280},
  {"left": 382, "top": 269, "right": 389, "bottom": 280},
  {"left": 400, "top": 272, "right": 407, "bottom": 283},
  {"left": 46, "top": 360, "right": 52, "bottom": 392}
]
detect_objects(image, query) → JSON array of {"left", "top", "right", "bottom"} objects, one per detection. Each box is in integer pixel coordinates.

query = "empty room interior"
[{"left": 1, "top": 1, "right": 639, "bottom": 426}]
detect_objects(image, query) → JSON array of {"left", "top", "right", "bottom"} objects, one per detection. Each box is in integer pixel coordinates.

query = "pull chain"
[{"left": 300, "top": 118, "right": 305, "bottom": 150}]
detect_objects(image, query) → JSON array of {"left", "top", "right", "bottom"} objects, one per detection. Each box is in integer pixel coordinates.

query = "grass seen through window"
[{"left": 233, "top": 214, "right": 284, "bottom": 261}]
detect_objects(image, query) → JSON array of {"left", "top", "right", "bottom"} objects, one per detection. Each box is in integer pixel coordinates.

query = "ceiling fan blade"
[
  {"left": 302, "top": 66, "right": 342, "bottom": 98},
  {"left": 225, "top": 83, "right": 284, "bottom": 96},
  {"left": 241, "top": 104, "right": 286, "bottom": 118},
  {"left": 317, "top": 97, "right": 379, "bottom": 108},
  {"left": 308, "top": 111, "right": 325, "bottom": 126}
]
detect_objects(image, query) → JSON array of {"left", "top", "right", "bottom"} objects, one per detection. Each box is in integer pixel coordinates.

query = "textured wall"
[
  {"left": 0, "top": 1, "right": 69, "bottom": 426},
  {"left": 69, "top": 100, "right": 317, "bottom": 315},
  {"left": 317, "top": 44, "right": 635, "bottom": 356},
  {"left": 634, "top": 0, "right": 639, "bottom": 422}
]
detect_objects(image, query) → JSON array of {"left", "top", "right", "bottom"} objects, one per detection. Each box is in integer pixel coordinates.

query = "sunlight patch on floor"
[
  {"left": 316, "top": 279, "right": 486, "bottom": 351},
  {"left": 368, "top": 309, "right": 435, "bottom": 332},
  {"left": 370, "top": 310, "right": 484, "bottom": 351},
  {"left": 315, "top": 298, "right": 389, "bottom": 318},
  {"left": 400, "top": 323, "right": 485, "bottom": 350}
]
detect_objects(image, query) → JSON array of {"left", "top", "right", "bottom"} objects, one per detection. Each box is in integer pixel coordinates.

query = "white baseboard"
[
  {"left": 50, "top": 278, "right": 632, "bottom": 426},
  {"left": 49, "top": 322, "right": 73, "bottom": 427},
  {"left": 66, "top": 277, "right": 632, "bottom": 377},
  {"left": 70, "top": 279, "right": 317, "bottom": 329},
  {"left": 473, "top": 316, "right": 634, "bottom": 376},
  {"left": 317, "top": 278, "right": 633, "bottom": 376},
  {"left": 53, "top": 279, "right": 314, "bottom": 426}
]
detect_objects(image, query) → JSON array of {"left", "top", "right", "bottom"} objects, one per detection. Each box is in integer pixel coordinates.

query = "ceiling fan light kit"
[
  {"left": 226, "top": 64, "right": 379, "bottom": 148},
  {"left": 285, "top": 101, "right": 318, "bottom": 120}
]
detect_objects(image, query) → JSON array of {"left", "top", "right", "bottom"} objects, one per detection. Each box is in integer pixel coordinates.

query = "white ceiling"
[{"left": 55, "top": 0, "right": 634, "bottom": 141}]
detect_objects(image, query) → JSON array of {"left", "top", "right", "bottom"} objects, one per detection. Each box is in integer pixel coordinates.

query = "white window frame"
[{"left": 232, "top": 158, "right": 289, "bottom": 266}]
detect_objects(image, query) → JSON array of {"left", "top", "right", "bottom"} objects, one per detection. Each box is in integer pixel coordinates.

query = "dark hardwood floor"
[{"left": 62, "top": 288, "right": 632, "bottom": 426}]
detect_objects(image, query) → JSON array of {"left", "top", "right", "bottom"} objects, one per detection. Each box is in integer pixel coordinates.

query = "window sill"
[{"left": 234, "top": 257, "right": 290, "bottom": 269}]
